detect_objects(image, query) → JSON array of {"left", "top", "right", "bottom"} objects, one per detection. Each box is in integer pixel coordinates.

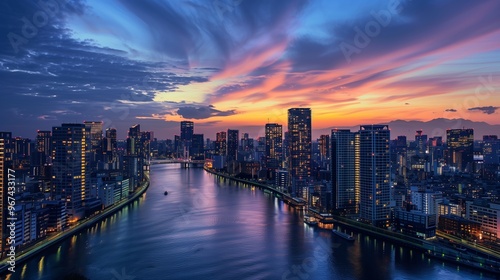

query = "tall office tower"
[
  {"left": 105, "top": 128, "right": 117, "bottom": 153},
  {"left": 103, "top": 128, "right": 117, "bottom": 167},
  {"left": 241, "top": 133, "right": 253, "bottom": 152},
  {"left": 180, "top": 121, "right": 194, "bottom": 157},
  {"left": 51, "top": 124, "right": 90, "bottom": 221},
  {"left": 84, "top": 121, "right": 103, "bottom": 166},
  {"left": 287, "top": 108, "right": 312, "bottom": 196},
  {"left": 13, "top": 137, "right": 33, "bottom": 167},
  {"left": 446, "top": 129, "right": 474, "bottom": 172},
  {"left": 33, "top": 131, "right": 51, "bottom": 176},
  {"left": 283, "top": 131, "right": 290, "bottom": 169},
  {"left": 191, "top": 134, "right": 205, "bottom": 160},
  {"left": 428, "top": 136, "right": 444, "bottom": 172},
  {"left": 127, "top": 124, "right": 141, "bottom": 156},
  {"left": 180, "top": 121, "right": 194, "bottom": 142},
  {"left": 215, "top": 131, "right": 227, "bottom": 156},
  {"left": 265, "top": 123, "right": 283, "bottom": 176},
  {"left": 141, "top": 131, "right": 153, "bottom": 163},
  {"left": 394, "top": 136, "right": 407, "bottom": 178},
  {"left": 359, "top": 125, "right": 391, "bottom": 227},
  {"left": 36, "top": 130, "right": 52, "bottom": 157},
  {"left": 483, "top": 135, "right": 499, "bottom": 165},
  {"left": 125, "top": 125, "right": 142, "bottom": 190},
  {"left": 331, "top": 129, "right": 359, "bottom": 213},
  {"left": 227, "top": 129, "right": 239, "bottom": 162},
  {"left": 415, "top": 130, "right": 427, "bottom": 158},
  {"left": 319, "top": 134, "right": 330, "bottom": 162}
]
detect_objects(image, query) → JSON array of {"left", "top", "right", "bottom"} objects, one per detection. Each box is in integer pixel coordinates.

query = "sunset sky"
[{"left": 1, "top": 0, "right": 499, "bottom": 139}]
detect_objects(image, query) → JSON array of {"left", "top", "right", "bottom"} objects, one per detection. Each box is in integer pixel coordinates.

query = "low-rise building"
[
  {"left": 438, "top": 214, "right": 481, "bottom": 240},
  {"left": 466, "top": 200, "right": 500, "bottom": 241},
  {"left": 395, "top": 209, "right": 436, "bottom": 239}
]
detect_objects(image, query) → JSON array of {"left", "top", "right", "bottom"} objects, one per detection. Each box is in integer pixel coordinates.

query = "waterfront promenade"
[
  {"left": 0, "top": 172, "right": 150, "bottom": 275},
  {"left": 204, "top": 167, "right": 500, "bottom": 276}
]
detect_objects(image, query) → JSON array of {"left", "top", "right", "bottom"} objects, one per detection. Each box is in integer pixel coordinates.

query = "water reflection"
[{"left": 7, "top": 165, "right": 492, "bottom": 280}]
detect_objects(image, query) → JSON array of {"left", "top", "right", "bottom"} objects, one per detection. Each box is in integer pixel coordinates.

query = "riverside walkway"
[{"left": 0, "top": 172, "right": 150, "bottom": 275}]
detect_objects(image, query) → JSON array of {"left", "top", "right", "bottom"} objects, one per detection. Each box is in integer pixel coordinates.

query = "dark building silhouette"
[{"left": 227, "top": 129, "right": 239, "bottom": 162}]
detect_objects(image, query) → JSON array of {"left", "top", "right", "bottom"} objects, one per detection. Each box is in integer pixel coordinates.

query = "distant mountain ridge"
[{"left": 381, "top": 118, "right": 500, "bottom": 140}]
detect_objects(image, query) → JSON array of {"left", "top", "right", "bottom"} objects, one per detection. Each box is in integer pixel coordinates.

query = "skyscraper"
[
  {"left": 287, "top": 108, "right": 312, "bottom": 196},
  {"left": 180, "top": 121, "right": 194, "bottom": 142},
  {"left": 84, "top": 121, "right": 103, "bottom": 149},
  {"left": 359, "top": 125, "right": 391, "bottom": 227},
  {"left": 105, "top": 128, "right": 117, "bottom": 153},
  {"left": 331, "top": 129, "right": 359, "bottom": 213},
  {"left": 227, "top": 129, "right": 239, "bottom": 162},
  {"left": 103, "top": 128, "right": 118, "bottom": 168},
  {"left": 125, "top": 125, "right": 142, "bottom": 190},
  {"left": 215, "top": 131, "right": 227, "bottom": 156},
  {"left": 415, "top": 130, "right": 427, "bottom": 158},
  {"left": 482, "top": 135, "right": 499, "bottom": 165},
  {"left": 191, "top": 134, "right": 205, "bottom": 160},
  {"left": 180, "top": 121, "right": 194, "bottom": 157},
  {"left": 51, "top": 124, "right": 90, "bottom": 221},
  {"left": 446, "top": 129, "right": 474, "bottom": 172},
  {"left": 84, "top": 121, "right": 103, "bottom": 166},
  {"left": 319, "top": 134, "right": 330, "bottom": 162},
  {"left": 265, "top": 123, "right": 283, "bottom": 172},
  {"left": 36, "top": 130, "right": 52, "bottom": 157}
]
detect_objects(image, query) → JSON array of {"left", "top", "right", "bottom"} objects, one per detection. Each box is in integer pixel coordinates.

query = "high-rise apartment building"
[
  {"left": 36, "top": 130, "right": 51, "bottom": 157},
  {"left": 359, "top": 125, "right": 391, "bottom": 227},
  {"left": 227, "top": 129, "right": 239, "bottom": 162},
  {"left": 331, "top": 129, "right": 359, "bottom": 213},
  {"left": 84, "top": 121, "right": 103, "bottom": 166},
  {"left": 287, "top": 108, "right": 312, "bottom": 196},
  {"left": 215, "top": 132, "right": 227, "bottom": 156},
  {"left": 319, "top": 134, "right": 330, "bottom": 162},
  {"left": 265, "top": 123, "right": 283, "bottom": 172},
  {"left": 180, "top": 121, "right": 194, "bottom": 157},
  {"left": 51, "top": 124, "right": 90, "bottom": 221}
]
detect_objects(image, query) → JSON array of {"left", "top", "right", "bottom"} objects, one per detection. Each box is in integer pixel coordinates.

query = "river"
[{"left": 8, "top": 165, "right": 494, "bottom": 279}]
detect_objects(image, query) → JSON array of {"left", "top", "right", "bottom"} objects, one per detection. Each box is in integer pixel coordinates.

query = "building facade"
[
  {"left": 359, "top": 125, "right": 391, "bottom": 227},
  {"left": 287, "top": 108, "right": 312, "bottom": 196}
]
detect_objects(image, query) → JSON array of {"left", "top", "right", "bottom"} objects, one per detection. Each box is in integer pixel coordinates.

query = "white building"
[{"left": 466, "top": 200, "right": 500, "bottom": 241}]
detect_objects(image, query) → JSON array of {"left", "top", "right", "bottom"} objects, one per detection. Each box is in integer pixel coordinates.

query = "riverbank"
[
  {"left": 204, "top": 168, "right": 500, "bottom": 276},
  {"left": 203, "top": 167, "right": 306, "bottom": 208},
  {"left": 0, "top": 172, "right": 150, "bottom": 275}
]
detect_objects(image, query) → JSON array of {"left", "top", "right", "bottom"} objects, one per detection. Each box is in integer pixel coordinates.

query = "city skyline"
[
  {"left": 1, "top": 1, "right": 500, "bottom": 140},
  {"left": 1, "top": 1, "right": 500, "bottom": 278}
]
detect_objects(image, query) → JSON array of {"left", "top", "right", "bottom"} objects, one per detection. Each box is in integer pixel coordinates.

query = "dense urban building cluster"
[
  {"left": 1, "top": 108, "right": 500, "bottom": 259},
  {"left": 0, "top": 122, "right": 151, "bottom": 258},
  {"left": 199, "top": 108, "right": 498, "bottom": 245}
]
